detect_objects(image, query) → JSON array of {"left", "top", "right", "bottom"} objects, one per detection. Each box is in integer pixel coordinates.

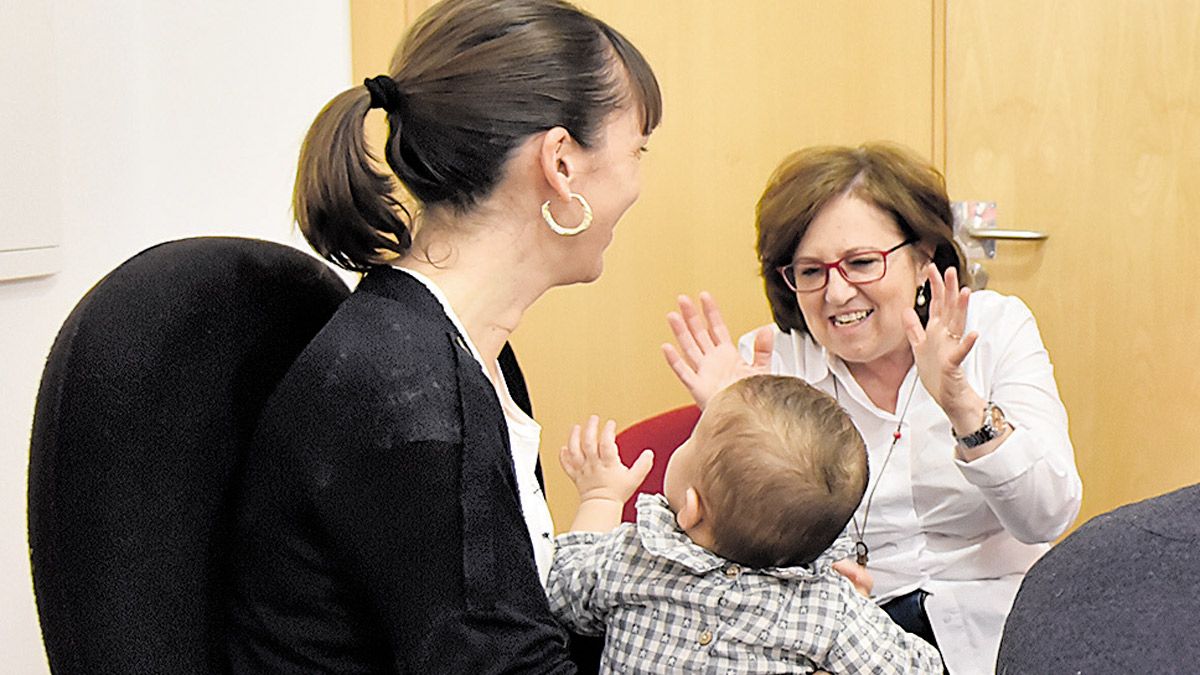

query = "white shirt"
[
  {"left": 740, "top": 289, "right": 1082, "bottom": 675},
  {"left": 394, "top": 267, "right": 555, "bottom": 587}
]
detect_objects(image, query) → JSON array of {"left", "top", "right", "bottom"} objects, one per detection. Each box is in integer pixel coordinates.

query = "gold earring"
[{"left": 541, "top": 193, "right": 593, "bottom": 236}]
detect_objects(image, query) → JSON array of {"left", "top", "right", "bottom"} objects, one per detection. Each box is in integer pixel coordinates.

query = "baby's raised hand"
[{"left": 560, "top": 415, "right": 654, "bottom": 506}]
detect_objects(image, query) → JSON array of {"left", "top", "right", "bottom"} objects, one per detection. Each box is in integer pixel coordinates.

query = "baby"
[{"left": 546, "top": 374, "right": 942, "bottom": 673}]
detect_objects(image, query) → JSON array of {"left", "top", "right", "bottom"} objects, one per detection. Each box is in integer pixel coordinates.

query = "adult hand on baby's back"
[
  {"left": 663, "top": 292, "right": 773, "bottom": 408},
  {"left": 832, "top": 559, "right": 874, "bottom": 597}
]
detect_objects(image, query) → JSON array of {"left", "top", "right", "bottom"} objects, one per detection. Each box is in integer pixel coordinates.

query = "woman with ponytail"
[{"left": 227, "top": 1, "right": 660, "bottom": 671}]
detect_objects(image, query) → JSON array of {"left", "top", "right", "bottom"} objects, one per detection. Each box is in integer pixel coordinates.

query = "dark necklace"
[{"left": 833, "top": 374, "right": 920, "bottom": 566}]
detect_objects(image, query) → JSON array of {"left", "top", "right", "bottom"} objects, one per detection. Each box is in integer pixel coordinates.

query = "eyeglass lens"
[{"left": 787, "top": 252, "right": 887, "bottom": 291}]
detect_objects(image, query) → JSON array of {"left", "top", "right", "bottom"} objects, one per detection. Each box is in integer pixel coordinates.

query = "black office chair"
[
  {"left": 997, "top": 484, "right": 1200, "bottom": 673},
  {"left": 28, "top": 237, "right": 350, "bottom": 674}
]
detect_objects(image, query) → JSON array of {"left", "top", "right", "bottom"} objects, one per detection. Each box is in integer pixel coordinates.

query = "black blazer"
[{"left": 227, "top": 268, "right": 576, "bottom": 673}]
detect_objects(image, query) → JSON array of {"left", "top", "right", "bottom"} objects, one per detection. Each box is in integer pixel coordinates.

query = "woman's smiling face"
[{"left": 791, "top": 193, "right": 925, "bottom": 367}]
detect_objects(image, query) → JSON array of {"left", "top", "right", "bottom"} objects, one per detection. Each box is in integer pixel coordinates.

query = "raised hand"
[
  {"left": 560, "top": 416, "right": 654, "bottom": 509},
  {"left": 662, "top": 292, "right": 774, "bottom": 408},
  {"left": 903, "top": 264, "right": 986, "bottom": 431}
]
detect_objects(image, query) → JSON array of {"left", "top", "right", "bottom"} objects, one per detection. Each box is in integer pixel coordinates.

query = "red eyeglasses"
[{"left": 778, "top": 239, "right": 915, "bottom": 292}]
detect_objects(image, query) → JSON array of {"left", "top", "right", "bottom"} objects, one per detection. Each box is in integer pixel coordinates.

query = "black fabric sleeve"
[{"left": 314, "top": 436, "right": 576, "bottom": 673}]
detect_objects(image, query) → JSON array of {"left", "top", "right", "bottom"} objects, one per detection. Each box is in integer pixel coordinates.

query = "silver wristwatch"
[{"left": 955, "top": 401, "right": 1008, "bottom": 449}]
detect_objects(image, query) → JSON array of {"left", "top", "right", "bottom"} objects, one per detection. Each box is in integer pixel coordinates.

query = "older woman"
[
  {"left": 664, "top": 142, "right": 1081, "bottom": 674},
  {"left": 226, "top": 0, "right": 660, "bottom": 671}
]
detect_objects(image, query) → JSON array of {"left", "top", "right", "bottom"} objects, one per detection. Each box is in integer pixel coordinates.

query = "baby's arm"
[
  {"left": 545, "top": 530, "right": 616, "bottom": 636},
  {"left": 560, "top": 415, "right": 653, "bottom": 533},
  {"left": 821, "top": 583, "right": 944, "bottom": 674}
]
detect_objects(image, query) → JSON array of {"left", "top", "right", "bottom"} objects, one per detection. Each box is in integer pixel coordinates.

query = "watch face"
[{"left": 989, "top": 404, "right": 1006, "bottom": 430}]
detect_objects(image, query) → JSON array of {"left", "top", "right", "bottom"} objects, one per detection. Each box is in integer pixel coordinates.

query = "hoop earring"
[
  {"left": 541, "top": 193, "right": 593, "bottom": 236},
  {"left": 916, "top": 285, "right": 927, "bottom": 307}
]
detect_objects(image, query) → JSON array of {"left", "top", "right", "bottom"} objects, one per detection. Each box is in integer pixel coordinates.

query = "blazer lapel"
[{"left": 452, "top": 329, "right": 528, "bottom": 611}]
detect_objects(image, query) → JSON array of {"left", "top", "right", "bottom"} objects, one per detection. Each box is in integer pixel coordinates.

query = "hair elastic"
[{"left": 364, "top": 75, "right": 404, "bottom": 113}]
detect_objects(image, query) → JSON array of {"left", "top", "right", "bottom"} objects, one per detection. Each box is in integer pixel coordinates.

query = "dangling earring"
[
  {"left": 541, "top": 193, "right": 593, "bottom": 236},
  {"left": 916, "top": 285, "right": 927, "bottom": 307}
]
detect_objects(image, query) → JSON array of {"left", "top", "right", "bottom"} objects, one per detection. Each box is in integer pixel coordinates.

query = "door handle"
[
  {"left": 951, "top": 200, "right": 1049, "bottom": 291},
  {"left": 966, "top": 227, "right": 1048, "bottom": 241}
]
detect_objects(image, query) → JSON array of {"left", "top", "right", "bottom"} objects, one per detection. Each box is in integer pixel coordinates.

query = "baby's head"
[{"left": 662, "top": 375, "right": 867, "bottom": 568}]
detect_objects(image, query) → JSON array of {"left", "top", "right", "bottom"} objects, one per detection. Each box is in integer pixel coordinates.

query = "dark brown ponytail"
[{"left": 293, "top": 88, "right": 412, "bottom": 273}]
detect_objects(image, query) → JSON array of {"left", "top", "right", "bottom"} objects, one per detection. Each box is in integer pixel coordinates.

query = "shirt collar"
[
  {"left": 789, "top": 329, "right": 837, "bottom": 384},
  {"left": 788, "top": 328, "right": 922, "bottom": 422},
  {"left": 635, "top": 494, "right": 726, "bottom": 574},
  {"left": 634, "top": 493, "right": 828, "bottom": 580}
]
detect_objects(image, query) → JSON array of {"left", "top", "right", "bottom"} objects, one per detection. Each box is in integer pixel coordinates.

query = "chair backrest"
[
  {"left": 28, "top": 237, "right": 349, "bottom": 674},
  {"left": 996, "top": 483, "right": 1200, "bottom": 673},
  {"left": 615, "top": 405, "right": 701, "bottom": 522}
]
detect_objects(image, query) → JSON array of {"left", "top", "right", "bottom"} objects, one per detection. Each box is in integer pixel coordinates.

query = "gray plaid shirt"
[{"left": 547, "top": 494, "right": 943, "bottom": 674}]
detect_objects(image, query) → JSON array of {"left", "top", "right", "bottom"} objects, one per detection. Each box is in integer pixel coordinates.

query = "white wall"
[{"left": 0, "top": 2, "right": 353, "bottom": 670}]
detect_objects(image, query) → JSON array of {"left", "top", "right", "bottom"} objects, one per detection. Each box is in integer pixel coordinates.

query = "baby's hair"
[{"left": 696, "top": 375, "right": 867, "bottom": 568}]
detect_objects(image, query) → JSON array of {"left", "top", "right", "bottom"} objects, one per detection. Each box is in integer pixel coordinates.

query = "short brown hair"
[
  {"left": 756, "top": 142, "right": 965, "bottom": 335},
  {"left": 695, "top": 375, "right": 867, "bottom": 568},
  {"left": 294, "top": 0, "right": 663, "bottom": 271}
]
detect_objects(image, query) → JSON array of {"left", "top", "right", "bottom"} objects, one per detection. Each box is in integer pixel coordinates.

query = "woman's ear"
[
  {"left": 674, "top": 486, "right": 706, "bottom": 532},
  {"left": 916, "top": 240, "right": 937, "bottom": 264},
  {"left": 538, "top": 126, "right": 575, "bottom": 202}
]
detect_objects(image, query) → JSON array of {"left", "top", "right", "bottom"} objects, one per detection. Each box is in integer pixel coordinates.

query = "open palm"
[{"left": 662, "top": 292, "right": 774, "bottom": 408}]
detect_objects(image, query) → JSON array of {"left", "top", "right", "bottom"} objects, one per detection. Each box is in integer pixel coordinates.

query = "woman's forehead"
[{"left": 795, "top": 197, "right": 903, "bottom": 255}]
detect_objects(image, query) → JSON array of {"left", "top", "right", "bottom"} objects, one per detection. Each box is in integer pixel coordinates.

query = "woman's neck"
[
  {"left": 400, "top": 217, "right": 552, "bottom": 370},
  {"left": 844, "top": 348, "right": 914, "bottom": 414}
]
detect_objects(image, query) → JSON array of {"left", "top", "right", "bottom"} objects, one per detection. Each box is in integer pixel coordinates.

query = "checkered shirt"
[{"left": 547, "top": 494, "right": 943, "bottom": 674}]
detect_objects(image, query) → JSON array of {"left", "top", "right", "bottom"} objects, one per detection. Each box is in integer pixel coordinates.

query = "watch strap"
[{"left": 955, "top": 401, "right": 1005, "bottom": 449}]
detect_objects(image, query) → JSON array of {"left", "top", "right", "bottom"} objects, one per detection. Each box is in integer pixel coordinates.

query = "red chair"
[{"left": 615, "top": 405, "right": 702, "bottom": 522}]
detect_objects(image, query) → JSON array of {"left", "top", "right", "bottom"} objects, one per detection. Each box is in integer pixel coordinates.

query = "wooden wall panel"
[{"left": 947, "top": 0, "right": 1200, "bottom": 526}]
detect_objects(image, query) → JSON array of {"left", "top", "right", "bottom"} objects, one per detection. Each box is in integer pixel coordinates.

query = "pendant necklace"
[{"left": 834, "top": 373, "right": 920, "bottom": 566}]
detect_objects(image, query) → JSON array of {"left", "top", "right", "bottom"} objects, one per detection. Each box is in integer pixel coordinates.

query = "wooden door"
[{"left": 946, "top": 0, "right": 1200, "bottom": 525}]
